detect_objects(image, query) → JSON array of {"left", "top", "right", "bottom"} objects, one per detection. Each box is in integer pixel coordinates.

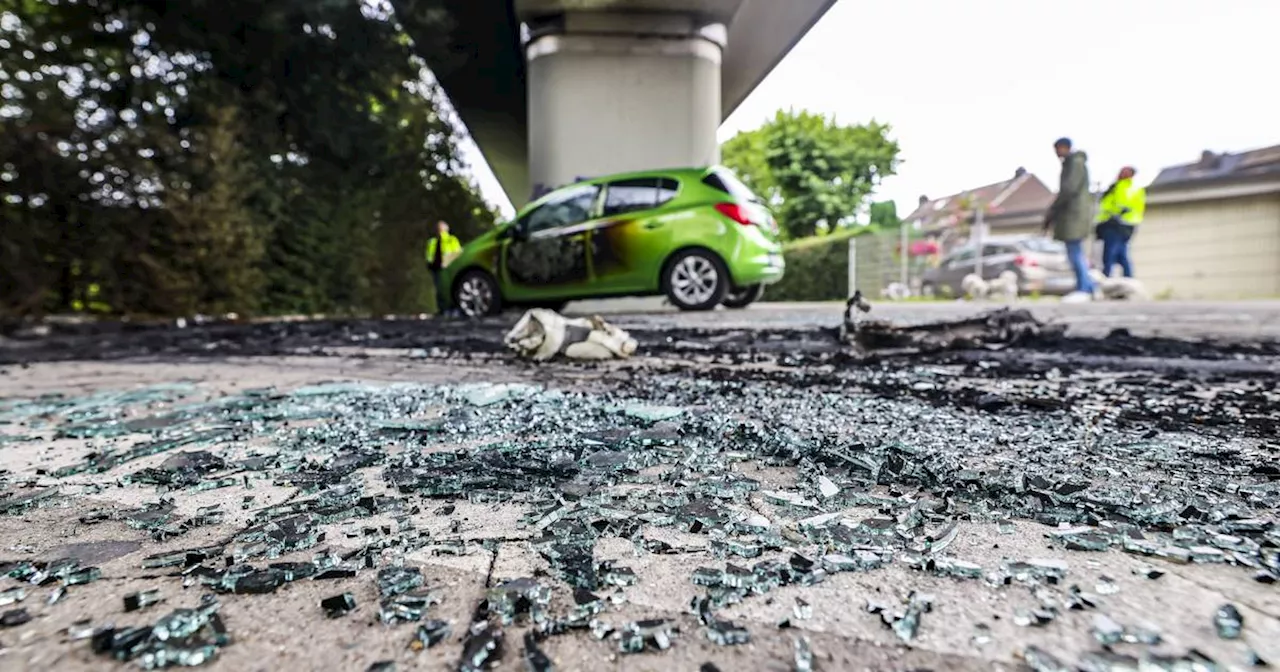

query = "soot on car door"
[
  {"left": 503, "top": 183, "right": 600, "bottom": 288},
  {"left": 591, "top": 178, "right": 680, "bottom": 291}
]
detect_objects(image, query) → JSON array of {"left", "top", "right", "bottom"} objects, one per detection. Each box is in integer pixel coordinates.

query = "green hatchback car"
[{"left": 441, "top": 166, "right": 785, "bottom": 317}]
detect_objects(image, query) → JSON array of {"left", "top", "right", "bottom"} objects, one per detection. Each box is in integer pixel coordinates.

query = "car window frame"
[
  {"left": 702, "top": 168, "right": 763, "bottom": 205},
  {"left": 518, "top": 183, "right": 603, "bottom": 235},
  {"left": 601, "top": 177, "right": 682, "bottom": 218}
]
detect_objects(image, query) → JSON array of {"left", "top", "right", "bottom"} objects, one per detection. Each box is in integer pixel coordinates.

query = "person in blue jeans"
[
  {"left": 1043, "top": 138, "right": 1095, "bottom": 302},
  {"left": 1094, "top": 166, "right": 1146, "bottom": 278}
]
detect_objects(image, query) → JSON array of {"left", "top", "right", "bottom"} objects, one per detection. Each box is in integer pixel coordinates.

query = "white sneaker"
[{"left": 1061, "top": 291, "right": 1093, "bottom": 304}]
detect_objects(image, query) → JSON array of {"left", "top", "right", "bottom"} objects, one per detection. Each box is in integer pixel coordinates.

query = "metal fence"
[{"left": 847, "top": 228, "right": 937, "bottom": 300}]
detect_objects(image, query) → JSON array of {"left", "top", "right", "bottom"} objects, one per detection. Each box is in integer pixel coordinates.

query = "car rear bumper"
[
  {"left": 1020, "top": 272, "right": 1077, "bottom": 296},
  {"left": 732, "top": 251, "right": 786, "bottom": 287}
]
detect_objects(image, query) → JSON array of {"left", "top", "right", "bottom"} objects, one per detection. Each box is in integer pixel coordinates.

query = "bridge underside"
[{"left": 417, "top": 0, "right": 837, "bottom": 207}]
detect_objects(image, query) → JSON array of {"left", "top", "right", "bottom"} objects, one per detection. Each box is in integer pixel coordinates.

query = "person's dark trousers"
[
  {"left": 1064, "top": 239, "right": 1096, "bottom": 294},
  {"left": 430, "top": 269, "right": 447, "bottom": 315},
  {"left": 1102, "top": 223, "right": 1136, "bottom": 277}
]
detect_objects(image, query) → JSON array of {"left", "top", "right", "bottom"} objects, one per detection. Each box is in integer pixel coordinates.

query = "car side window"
[
  {"left": 983, "top": 245, "right": 1014, "bottom": 257},
  {"left": 947, "top": 249, "right": 975, "bottom": 267},
  {"left": 602, "top": 178, "right": 681, "bottom": 217},
  {"left": 603, "top": 179, "right": 658, "bottom": 217},
  {"left": 522, "top": 184, "right": 601, "bottom": 234},
  {"left": 656, "top": 178, "right": 679, "bottom": 205}
]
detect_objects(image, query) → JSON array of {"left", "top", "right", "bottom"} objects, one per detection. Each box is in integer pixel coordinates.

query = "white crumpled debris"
[
  {"left": 1089, "top": 270, "right": 1150, "bottom": 301},
  {"left": 504, "top": 309, "right": 638, "bottom": 361}
]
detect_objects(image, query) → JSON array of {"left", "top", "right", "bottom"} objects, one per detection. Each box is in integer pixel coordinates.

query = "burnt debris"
[{"left": 0, "top": 308, "right": 1277, "bottom": 669}]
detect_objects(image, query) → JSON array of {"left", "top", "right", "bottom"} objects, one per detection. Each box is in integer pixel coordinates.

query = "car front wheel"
[
  {"left": 721, "top": 284, "right": 764, "bottom": 309},
  {"left": 663, "top": 249, "right": 728, "bottom": 311},
  {"left": 453, "top": 270, "right": 502, "bottom": 317}
]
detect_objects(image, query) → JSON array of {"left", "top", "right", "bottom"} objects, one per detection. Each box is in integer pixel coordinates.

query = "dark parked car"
[{"left": 920, "top": 235, "right": 1076, "bottom": 297}]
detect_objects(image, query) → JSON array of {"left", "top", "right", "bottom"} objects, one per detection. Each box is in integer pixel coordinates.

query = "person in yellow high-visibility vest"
[
  {"left": 1094, "top": 166, "right": 1146, "bottom": 278},
  {"left": 425, "top": 220, "right": 462, "bottom": 314}
]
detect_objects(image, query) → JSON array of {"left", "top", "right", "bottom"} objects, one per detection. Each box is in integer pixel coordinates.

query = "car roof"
[
  {"left": 943, "top": 235, "right": 1064, "bottom": 255},
  {"left": 518, "top": 166, "right": 719, "bottom": 214},
  {"left": 575, "top": 166, "right": 712, "bottom": 186}
]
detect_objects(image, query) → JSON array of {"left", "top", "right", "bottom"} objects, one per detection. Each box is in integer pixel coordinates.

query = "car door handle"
[{"left": 643, "top": 222, "right": 664, "bottom": 230}]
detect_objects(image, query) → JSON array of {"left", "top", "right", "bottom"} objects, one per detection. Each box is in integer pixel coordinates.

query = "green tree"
[
  {"left": 1, "top": 0, "right": 496, "bottom": 318},
  {"left": 868, "top": 200, "right": 900, "bottom": 229},
  {"left": 721, "top": 109, "right": 900, "bottom": 239}
]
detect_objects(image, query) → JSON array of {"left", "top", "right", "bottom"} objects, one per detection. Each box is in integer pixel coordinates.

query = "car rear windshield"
[{"left": 702, "top": 168, "right": 762, "bottom": 205}]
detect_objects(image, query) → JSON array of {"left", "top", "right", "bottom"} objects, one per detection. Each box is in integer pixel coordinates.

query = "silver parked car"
[{"left": 920, "top": 235, "right": 1077, "bottom": 298}]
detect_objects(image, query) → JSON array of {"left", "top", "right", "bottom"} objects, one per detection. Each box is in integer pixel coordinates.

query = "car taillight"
[
  {"left": 1014, "top": 254, "right": 1038, "bottom": 268},
  {"left": 715, "top": 203, "right": 754, "bottom": 226}
]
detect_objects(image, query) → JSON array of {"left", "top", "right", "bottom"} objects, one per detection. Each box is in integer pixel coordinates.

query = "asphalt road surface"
[
  {"left": 567, "top": 298, "right": 1280, "bottom": 341},
  {"left": 0, "top": 300, "right": 1277, "bottom": 672}
]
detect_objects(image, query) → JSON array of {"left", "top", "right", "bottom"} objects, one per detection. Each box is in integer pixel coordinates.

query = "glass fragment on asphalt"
[
  {"left": 1214, "top": 604, "right": 1243, "bottom": 639},
  {"left": 321, "top": 593, "right": 356, "bottom": 618},
  {"left": 125, "top": 589, "right": 165, "bottom": 612}
]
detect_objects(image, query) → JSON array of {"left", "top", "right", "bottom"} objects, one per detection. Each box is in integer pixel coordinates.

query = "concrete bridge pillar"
[{"left": 524, "top": 12, "right": 725, "bottom": 199}]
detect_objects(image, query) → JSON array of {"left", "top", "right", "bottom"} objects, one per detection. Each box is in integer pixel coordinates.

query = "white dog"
[
  {"left": 987, "top": 270, "right": 1020, "bottom": 302},
  {"left": 1088, "top": 270, "right": 1150, "bottom": 301},
  {"left": 960, "top": 273, "right": 989, "bottom": 300}
]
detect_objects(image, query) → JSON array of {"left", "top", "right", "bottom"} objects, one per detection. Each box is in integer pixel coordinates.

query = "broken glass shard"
[
  {"left": 1014, "top": 609, "right": 1055, "bottom": 628},
  {"left": 1214, "top": 604, "right": 1243, "bottom": 639},
  {"left": 621, "top": 404, "right": 683, "bottom": 423},
  {"left": 891, "top": 592, "right": 933, "bottom": 642},
  {"left": 522, "top": 632, "right": 553, "bottom": 672},
  {"left": 124, "top": 589, "right": 164, "bottom": 612},
  {"left": 488, "top": 578, "right": 552, "bottom": 626},
  {"left": 0, "top": 586, "right": 25, "bottom": 606},
  {"left": 971, "top": 623, "right": 992, "bottom": 646},
  {"left": 91, "top": 596, "right": 229, "bottom": 667},
  {"left": 68, "top": 619, "right": 96, "bottom": 640},
  {"left": 63, "top": 565, "right": 102, "bottom": 586},
  {"left": 0, "top": 608, "right": 31, "bottom": 627},
  {"left": 1132, "top": 563, "right": 1165, "bottom": 580},
  {"left": 1022, "top": 645, "right": 1071, "bottom": 672},
  {"left": 619, "top": 619, "right": 675, "bottom": 654},
  {"left": 321, "top": 593, "right": 356, "bottom": 618},
  {"left": 793, "top": 597, "right": 812, "bottom": 621},
  {"left": 458, "top": 621, "right": 503, "bottom": 672},
  {"left": 377, "top": 566, "right": 424, "bottom": 598},
  {"left": 794, "top": 636, "right": 814, "bottom": 672},
  {"left": 379, "top": 588, "right": 440, "bottom": 624},
  {"left": 1091, "top": 614, "right": 1124, "bottom": 645},
  {"left": 410, "top": 620, "right": 451, "bottom": 650}
]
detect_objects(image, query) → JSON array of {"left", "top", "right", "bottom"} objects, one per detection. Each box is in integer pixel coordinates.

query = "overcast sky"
[{"left": 459, "top": 0, "right": 1280, "bottom": 219}]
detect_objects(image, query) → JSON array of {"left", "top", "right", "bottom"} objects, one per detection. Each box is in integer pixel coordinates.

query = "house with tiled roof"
[
  {"left": 903, "top": 168, "right": 1055, "bottom": 241},
  {"left": 1134, "top": 143, "right": 1280, "bottom": 299}
]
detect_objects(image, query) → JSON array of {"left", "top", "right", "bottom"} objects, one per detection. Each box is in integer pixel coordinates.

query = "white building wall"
[{"left": 1133, "top": 194, "right": 1280, "bottom": 299}]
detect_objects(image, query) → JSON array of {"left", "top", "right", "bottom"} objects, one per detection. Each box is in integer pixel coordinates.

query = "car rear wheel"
[
  {"left": 921, "top": 282, "right": 937, "bottom": 298},
  {"left": 664, "top": 249, "right": 728, "bottom": 311},
  {"left": 722, "top": 284, "right": 764, "bottom": 309},
  {"left": 453, "top": 270, "right": 502, "bottom": 317}
]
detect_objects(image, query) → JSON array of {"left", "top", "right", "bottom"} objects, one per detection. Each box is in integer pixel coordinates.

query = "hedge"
[{"left": 765, "top": 227, "right": 875, "bottom": 301}]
